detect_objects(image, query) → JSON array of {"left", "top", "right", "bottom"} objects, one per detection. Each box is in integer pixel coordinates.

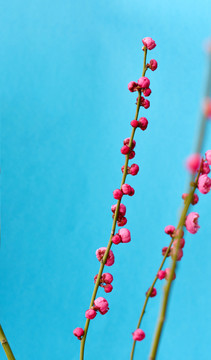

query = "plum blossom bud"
[
  {"left": 121, "top": 165, "right": 130, "bottom": 174},
  {"left": 94, "top": 297, "right": 109, "bottom": 315},
  {"left": 122, "top": 184, "right": 135, "bottom": 196},
  {"left": 143, "top": 88, "right": 151, "bottom": 97},
  {"left": 85, "top": 309, "right": 97, "bottom": 319},
  {"left": 146, "top": 287, "right": 157, "bottom": 297},
  {"left": 96, "top": 247, "right": 115, "bottom": 266},
  {"left": 164, "top": 225, "right": 175, "bottom": 235},
  {"left": 201, "top": 161, "right": 210, "bottom": 174},
  {"left": 142, "top": 37, "right": 156, "bottom": 50},
  {"left": 132, "top": 329, "right": 145, "bottom": 341},
  {"left": 185, "top": 212, "right": 200, "bottom": 234},
  {"left": 128, "top": 81, "right": 139, "bottom": 92},
  {"left": 143, "top": 99, "right": 150, "bottom": 109},
  {"left": 173, "top": 238, "right": 185, "bottom": 249},
  {"left": 117, "top": 217, "right": 127, "bottom": 226},
  {"left": 149, "top": 59, "right": 158, "bottom": 71},
  {"left": 139, "top": 117, "right": 148, "bottom": 130},
  {"left": 186, "top": 153, "right": 201, "bottom": 173},
  {"left": 171, "top": 248, "right": 183, "bottom": 261},
  {"left": 165, "top": 268, "right": 176, "bottom": 280},
  {"left": 182, "top": 193, "right": 199, "bottom": 205},
  {"left": 130, "top": 120, "right": 139, "bottom": 128},
  {"left": 104, "top": 284, "right": 113, "bottom": 293},
  {"left": 123, "top": 138, "right": 136, "bottom": 149},
  {"left": 118, "top": 228, "right": 131, "bottom": 243},
  {"left": 112, "top": 234, "right": 122, "bottom": 245},
  {"left": 102, "top": 273, "right": 113, "bottom": 284},
  {"left": 203, "top": 98, "right": 211, "bottom": 119},
  {"left": 121, "top": 145, "right": 130, "bottom": 155},
  {"left": 173, "top": 229, "right": 184, "bottom": 238},
  {"left": 205, "top": 150, "right": 211, "bottom": 165},
  {"left": 111, "top": 203, "right": 126, "bottom": 216},
  {"left": 157, "top": 270, "right": 166, "bottom": 280},
  {"left": 129, "top": 150, "right": 135, "bottom": 159},
  {"left": 137, "top": 76, "right": 150, "bottom": 89},
  {"left": 113, "top": 189, "right": 123, "bottom": 200},
  {"left": 73, "top": 327, "right": 84, "bottom": 339},
  {"left": 162, "top": 246, "right": 171, "bottom": 257},
  {"left": 129, "top": 164, "right": 139, "bottom": 175},
  {"left": 198, "top": 174, "right": 211, "bottom": 194}
]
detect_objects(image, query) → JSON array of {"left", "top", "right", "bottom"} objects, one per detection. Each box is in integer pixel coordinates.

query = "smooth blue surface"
[{"left": 1, "top": 1, "right": 211, "bottom": 359}]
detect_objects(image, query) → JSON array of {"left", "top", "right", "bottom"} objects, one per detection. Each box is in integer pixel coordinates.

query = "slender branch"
[
  {"left": 0, "top": 325, "right": 16, "bottom": 360},
  {"left": 79, "top": 47, "right": 148, "bottom": 360}
]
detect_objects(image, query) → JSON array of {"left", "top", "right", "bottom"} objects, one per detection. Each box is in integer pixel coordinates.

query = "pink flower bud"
[
  {"left": 129, "top": 187, "right": 135, "bottom": 196},
  {"left": 104, "top": 284, "right": 113, "bottom": 293},
  {"left": 205, "top": 150, "right": 211, "bottom": 165},
  {"left": 94, "top": 297, "right": 109, "bottom": 315},
  {"left": 143, "top": 99, "right": 150, "bottom": 109},
  {"left": 182, "top": 193, "right": 199, "bottom": 205},
  {"left": 123, "top": 138, "right": 136, "bottom": 149},
  {"left": 173, "top": 229, "right": 184, "bottom": 238},
  {"left": 185, "top": 212, "right": 200, "bottom": 234},
  {"left": 142, "top": 37, "right": 156, "bottom": 50},
  {"left": 157, "top": 270, "right": 166, "bottom": 280},
  {"left": 121, "top": 145, "right": 130, "bottom": 155},
  {"left": 121, "top": 165, "right": 129, "bottom": 174},
  {"left": 146, "top": 287, "right": 157, "bottom": 297},
  {"left": 129, "top": 164, "right": 139, "bottom": 175},
  {"left": 130, "top": 120, "right": 139, "bottom": 128},
  {"left": 111, "top": 203, "right": 126, "bottom": 216},
  {"left": 102, "top": 273, "right": 113, "bottom": 284},
  {"left": 73, "top": 327, "right": 84, "bottom": 339},
  {"left": 132, "top": 329, "right": 145, "bottom": 341},
  {"left": 186, "top": 153, "right": 201, "bottom": 173},
  {"left": 112, "top": 234, "right": 122, "bottom": 245},
  {"left": 201, "top": 161, "right": 210, "bottom": 174},
  {"left": 113, "top": 189, "right": 123, "bottom": 200},
  {"left": 128, "top": 150, "right": 135, "bottom": 159},
  {"left": 96, "top": 247, "right": 115, "bottom": 266},
  {"left": 137, "top": 76, "right": 150, "bottom": 89},
  {"left": 171, "top": 248, "right": 183, "bottom": 261},
  {"left": 198, "top": 174, "right": 211, "bottom": 194},
  {"left": 85, "top": 309, "right": 97, "bottom": 319},
  {"left": 128, "top": 81, "right": 139, "bottom": 92},
  {"left": 165, "top": 268, "right": 176, "bottom": 280},
  {"left": 139, "top": 117, "right": 148, "bottom": 130},
  {"left": 117, "top": 216, "right": 127, "bottom": 226},
  {"left": 164, "top": 225, "right": 175, "bottom": 235},
  {"left": 162, "top": 246, "right": 171, "bottom": 257},
  {"left": 173, "top": 238, "right": 185, "bottom": 249},
  {"left": 143, "top": 88, "right": 151, "bottom": 97},
  {"left": 122, "top": 184, "right": 132, "bottom": 195},
  {"left": 203, "top": 98, "right": 211, "bottom": 119},
  {"left": 118, "top": 228, "right": 131, "bottom": 243},
  {"left": 149, "top": 59, "right": 158, "bottom": 71}
]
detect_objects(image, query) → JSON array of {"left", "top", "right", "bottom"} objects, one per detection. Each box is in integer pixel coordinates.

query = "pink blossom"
[
  {"left": 203, "top": 98, "right": 211, "bottom": 119},
  {"left": 165, "top": 268, "right": 176, "bottom": 281},
  {"left": 201, "top": 161, "right": 210, "bottom": 174},
  {"left": 113, "top": 189, "right": 123, "bottom": 200},
  {"left": 186, "top": 153, "right": 201, "bottom": 173},
  {"left": 104, "top": 284, "right": 113, "bottom": 293},
  {"left": 132, "top": 329, "right": 145, "bottom": 341},
  {"left": 139, "top": 117, "right": 148, "bottom": 130},
  {"left": 111, "top": 203, "right": 126, "bottom": 216},
  {"left": 118, "top": 228, "right": 131, "bottom": 243},
  {"left": 121, "top": 165, "right": 130, "bottom": 174},
  {"left": 137, "top": 76, "right": 150, "bottom": 89},
  {"left": 96, "top": 247, "right": 115, "bottom": 266},
  {"left": 182, "top": 193, "right": 199, "bottom": 205},
  {"left": 73, "top": 327, "right": 84, "bottom": 339},
  {"left": 122, "top": 184, "right": 134, "bottom": 196},
  {"left": 128, "top": 150, "right": 135, "bottom": 159},
  {"left": 130, "top": 120, "right": 139, "bottom": 128},
  {"left": 112, "top": 234, "right": 122, "bottom": 245},
  {"left": 129, "top": 164, "right": 139, "bottom": 176},
  {"left": 157, "top": 270, "right": 166, "bottom": 280},
  {"left": 164, "top": 225, "right": 175, "bottom": 235},
  {"left": 205, "top": 150, "right": 211, "bottom": 165},
  {"left": 128, "top": 81, "right": 139, "bottom": 92},
  {"left": 198, "top": 174, "right": 211, "bottom": 194},
  {"left": 185, "top": 212, "right": 200, "bottom": 234},
  {"left": 146, "top": 287, "right": 157, "bottom": 297},
  {"left": 143, "top": 99, "right": 150, "bottom": 109},
  {"left": 85, "top": 309, "right": 97, "bottom": 319},
  {"left": 117, "top": 217, "right": 127, "bottom": 226},
  {"left": 102, "top": 273, "right": 113, "bottom": 284},
  {"left": 94, "top": 297, "right": 109, "bottom": 315},
  {"left": 121, "top": 145, "right": 130, "bottom": 155},
  {"left": 143, "top": 88, "right": 151, "bottom": 97},
  {"left": 123, "top": 138, "right": 136, "bottom": 149},
  {"left": 142, "top": 37, "right": 156, "bottom": 50},
  {"left": 149, "top": 59, "right": 158, "bottom": 71},
  {"left": 162, "top": 246, "right": 171, "bottom": 257}
]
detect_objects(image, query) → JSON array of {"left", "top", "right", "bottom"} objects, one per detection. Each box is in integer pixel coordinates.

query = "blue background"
[{"left": 1, "top": 1, "right": 211, "bottom": 359}]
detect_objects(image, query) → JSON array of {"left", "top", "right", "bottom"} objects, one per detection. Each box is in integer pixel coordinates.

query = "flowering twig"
[
  {"left": 0, "top": 325, "right": 16, "bottom": 360},
  {"left": 77, "top": 37, "right": 157, "bottom": 360}
]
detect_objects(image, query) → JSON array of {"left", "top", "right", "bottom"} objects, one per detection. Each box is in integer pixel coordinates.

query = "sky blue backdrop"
[{"left": 1, "top": 1, "right": 211, "bottom": 359}]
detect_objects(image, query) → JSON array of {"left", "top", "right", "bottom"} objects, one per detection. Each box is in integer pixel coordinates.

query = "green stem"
[
  {"left": 79, "top": 47, "right": 148, "bottom": 360},
  {"left": 0, "top": 325, "right": 16, "bottom": 360}
]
